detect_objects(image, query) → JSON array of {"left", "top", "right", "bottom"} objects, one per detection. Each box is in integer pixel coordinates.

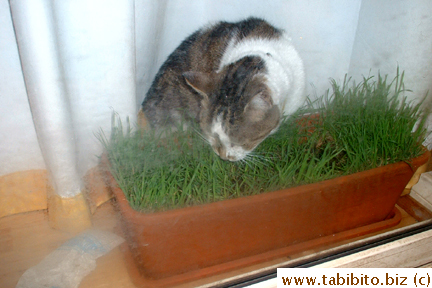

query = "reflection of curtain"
[{"left": 2, "top": 0, "right": 432, "bottom": 230}]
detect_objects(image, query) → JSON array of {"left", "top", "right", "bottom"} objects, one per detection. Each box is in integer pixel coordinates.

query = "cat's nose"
[
  {"left": 213, "top": 145, "right": 228, "bottom": 160},
  {"left": 219, "top": 153, "right": 237, "bottom": 161},
  {"left": 227, "top": 155, "right": 238, "bottom": 161},
  {"left": 212, "top": 144, "right": 240, "bottom": 161},
  {"left": 225, "top": 151, "right": 239, "bottom": 161},
  {"left": 219, "top": 151, "right": 231, "bottom": 161}
]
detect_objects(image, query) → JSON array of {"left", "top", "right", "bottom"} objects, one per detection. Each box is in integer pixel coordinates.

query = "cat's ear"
[
  {"left": 250, "top": 92, "right": 273, "bottom": 109},
  {"left": 245, "top": 92, "right": 273, "bottom": 122},
  {"left": 183, "top": 71, "right": 212, "bottom": 99}
]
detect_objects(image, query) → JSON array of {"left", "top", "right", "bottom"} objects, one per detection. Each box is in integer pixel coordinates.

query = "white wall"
[{"left": 349, "top": 0, "right": 432, "bottom": 102}]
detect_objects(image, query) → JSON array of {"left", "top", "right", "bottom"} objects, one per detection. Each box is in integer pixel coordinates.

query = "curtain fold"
[
  {"left": 7, "top": 0, "right": 136, "bottom": 230},
  {"left": 10, "top": 0, "right": 82, "bottom": 199}
]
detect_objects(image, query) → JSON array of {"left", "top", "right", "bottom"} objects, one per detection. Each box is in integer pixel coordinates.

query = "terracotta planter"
[{"left": 102, "top": 150, "right": 430, "bottom": 287}]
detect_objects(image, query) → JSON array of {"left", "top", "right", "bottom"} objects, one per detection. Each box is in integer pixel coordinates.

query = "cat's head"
[{"left": 183, "top": 56, "right": 280, "bottom": 161}]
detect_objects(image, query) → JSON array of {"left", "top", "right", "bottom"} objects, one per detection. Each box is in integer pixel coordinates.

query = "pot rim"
[{"left": 102, "top": 148, "right": 430, "bottom": 220}]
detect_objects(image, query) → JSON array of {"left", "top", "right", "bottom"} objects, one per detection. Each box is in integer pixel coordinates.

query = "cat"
[{"left": 139, "top": 17, "right": 305, "bottom": 161}]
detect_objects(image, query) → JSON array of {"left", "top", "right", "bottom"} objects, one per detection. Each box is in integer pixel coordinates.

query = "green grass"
[{"left": 98, "top": 71, "right": 430, "bottom": 213}]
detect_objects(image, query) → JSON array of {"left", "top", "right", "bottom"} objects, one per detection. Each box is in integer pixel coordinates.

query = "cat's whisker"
[
  {"left": 192, "top": 127, "right": 210, "bottom": 144},
  {"left": 251, "top": 151, "right": 277, "bottom": 161},
  {"left": 243, "top": 154, "right": 259, "bottom": 166},
  {"left": 241, "top": 157, "right": 254, "bottom": 169},
  {"left": 239, "top": 157, "right": 250, "bottom": 167},
  {"left": 257, "top": 155, "right": 275, "bottom": 162},
  {"left": 245, "top": 152, "right": 271, "bottom": 166}
]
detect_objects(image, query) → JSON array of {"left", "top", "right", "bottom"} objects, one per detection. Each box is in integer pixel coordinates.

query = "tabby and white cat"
[{"left": 140, "top": 17, "right": 305, "bottom": 161}]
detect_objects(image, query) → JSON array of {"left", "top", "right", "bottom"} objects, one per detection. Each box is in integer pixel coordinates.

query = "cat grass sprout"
[{"left": 99, "top": 72, "right": 429, "bottom": 213}]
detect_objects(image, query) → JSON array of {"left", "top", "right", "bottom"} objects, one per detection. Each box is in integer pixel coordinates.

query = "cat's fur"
[{"left": 140, "top": 17, "right": 305, "bottom": 161}]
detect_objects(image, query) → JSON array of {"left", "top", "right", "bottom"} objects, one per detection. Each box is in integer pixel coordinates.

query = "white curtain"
[
  {"left": 2, "top": 0, "right": 432, "bottom": 201},
  {"left": 7, "top": 0, "right": 136, "bottom": 198}
]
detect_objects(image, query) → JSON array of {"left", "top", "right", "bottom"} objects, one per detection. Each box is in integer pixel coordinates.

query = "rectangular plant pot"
[{"left": 102, "top": 150, "right": 430, "bottom": 287}]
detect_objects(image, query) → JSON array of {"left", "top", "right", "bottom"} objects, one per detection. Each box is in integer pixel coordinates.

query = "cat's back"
[
  {"left": 141, "top": 18, "right": 304, "bottom": 127},
  {"left": 141, "top": 18, "right": 281, "bottom": 125},
  {"left": 217, "top": 19, "right": 305, "bottom": 115},
  {"left": 181, "top": 17, "right": 282, "bottom": 72},
  {"left": 179, "top": 17, "right": 304, "bottom": 110},
  {"left": 149, "top": 18, "right": 281, "bottom": 78}
]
